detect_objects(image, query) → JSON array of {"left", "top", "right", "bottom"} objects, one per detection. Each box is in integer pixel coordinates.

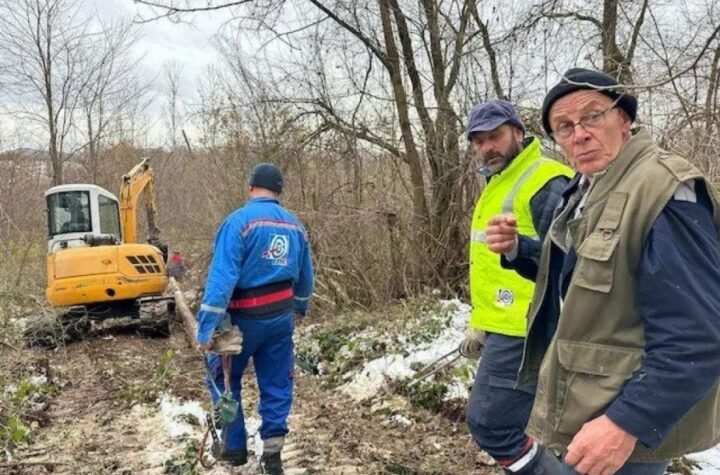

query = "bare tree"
[
  {"left": 0, "top": 0, "right": 97, "bottom": 185},
  {"left": 80, "top": 20, "right": 152, "bottom": 182},
  {"left": 135, "top": 0, "right": 526, "bottom": 287},
  {"left": 522, "top": 0, "right": 649, "bottom": 83},
  {"left": 134, "top": 0, "right": 720, "bottom": 292},
  {"left": 163, "top": 60, "right": 184, "bottom": 150}
]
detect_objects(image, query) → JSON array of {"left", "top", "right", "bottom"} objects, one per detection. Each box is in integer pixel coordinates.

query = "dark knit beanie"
[
  {"left": 541, "top": 68, "right": 637, "bottom": 137},
  {"left": 249, "top": 163, "right": 283, "bottom": 194}
]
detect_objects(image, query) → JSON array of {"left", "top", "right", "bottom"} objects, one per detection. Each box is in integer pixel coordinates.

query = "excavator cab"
[{"left": 46, "top": 184, "right": 121, "bottom": 252}]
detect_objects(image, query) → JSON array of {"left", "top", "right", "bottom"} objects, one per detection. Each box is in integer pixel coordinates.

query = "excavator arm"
[{"left": 119, "top": 158, "right": 162, "bottom": 247}]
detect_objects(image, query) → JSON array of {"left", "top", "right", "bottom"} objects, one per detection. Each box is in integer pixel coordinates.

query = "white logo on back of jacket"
[{"left": 263, "top": 234, "right": 289, "bottom": 266}]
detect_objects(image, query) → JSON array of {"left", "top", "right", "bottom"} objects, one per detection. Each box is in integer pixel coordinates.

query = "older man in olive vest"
[
  {"left": 462, "top": 99, "right": 572, "bottom": 472},
  {"left": 486, "top": 68, "right": 720, "bottom": 474}
]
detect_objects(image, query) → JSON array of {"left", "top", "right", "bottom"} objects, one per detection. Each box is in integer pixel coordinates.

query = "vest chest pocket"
[{"left": 574, "top": 231, "right": 620, "bottom": 293}]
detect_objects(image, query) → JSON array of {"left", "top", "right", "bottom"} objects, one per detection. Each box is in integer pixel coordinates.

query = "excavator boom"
[{"left": 119, "top": 158, "right": 162, "bottom": 246}]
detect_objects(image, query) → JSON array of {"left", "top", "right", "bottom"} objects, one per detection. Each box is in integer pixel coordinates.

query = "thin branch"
[
  {"left": 306, "top": 0, "right": 389, "bottom": 69},
  {"left": 623, "top": 0, "right": 649, "bottom": 68},
  {"left": 469, "top": 2, "right": 504, "bottom": 99},
  {"left": 559, "top": 22, "right": 720, "bottom": 93},
  {"left": 0, "top": 340, "right": 20, "bottom": 352},
  {"left": 134, "top": 0, "right": 252, "bottom": 14},
  {"left": 0, "top": 460, "right": 67, "bottom": 467},
  {"left": 543, "top": 10, "right": 602, "bottom": 30}
]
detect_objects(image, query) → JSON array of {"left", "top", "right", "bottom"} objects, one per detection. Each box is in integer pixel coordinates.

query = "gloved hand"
[
  {"left": 459, "top": 328, "right": 485, "bottom": 359},
  {"left": 208, "top": 324, "right": 243, "bottom": 354}
]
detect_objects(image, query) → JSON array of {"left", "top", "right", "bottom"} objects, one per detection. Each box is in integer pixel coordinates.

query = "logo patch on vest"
[
  {"left": 495, "top": 289, "right": 514, "bottom": 307},
  {"left": 263, "top": 234, "right": 289, "bottom": 266}
]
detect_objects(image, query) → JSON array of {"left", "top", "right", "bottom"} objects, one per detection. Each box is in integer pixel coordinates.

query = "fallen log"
[{"left": 168, "top": 277, "right": 199, "bottom": 350}]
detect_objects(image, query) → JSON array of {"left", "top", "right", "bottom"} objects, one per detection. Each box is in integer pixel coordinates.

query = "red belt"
[{"left": 228, "top": 288, "right": 294, "bottom": 310}]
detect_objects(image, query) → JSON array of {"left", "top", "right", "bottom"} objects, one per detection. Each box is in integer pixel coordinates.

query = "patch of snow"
[
  {"left": 341, "top": 371, "right": 387, "bottom": 402},
  {"left": 688, "top": 445, "right": 720, "bottom": 474},
  {"left": 390, "top": 414, "right": 412, "bottom": 427},
  {"left": 28, "top": 375, "right": 47, "bottom": 386},
  {"left": 157, "top": 395, "right": 206, "bottom": 439},
  {"left": 136, "top": 394, "right": 267, "bottom": 474},
  {"left": 245, "top": 417, "right": 263, "bottom": 456},
  {"left": 341, "top": 299, "right": 471, "bottom": 401},
  {"left": 132, "top": 404, "right": 176, "bottom": 467},
  {"left": 368, "top": 354, "right": 416, "bottom": 380},
  {"left": 443, "top": 381, "right": 470, "bottom": 401},
  {"left": 11, "top": 317, "right": 27, "bottom": 332}
]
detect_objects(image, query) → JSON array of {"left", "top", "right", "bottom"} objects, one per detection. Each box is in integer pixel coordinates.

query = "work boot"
[
  {"left": 504, "top": 445, "right": 575, "bottom": 474},
  {"left": 260, "top": 451, "right": 284, "bottom": 475},
  {"left": 211, "top": 441, "right": 248, "bottom": 466}
]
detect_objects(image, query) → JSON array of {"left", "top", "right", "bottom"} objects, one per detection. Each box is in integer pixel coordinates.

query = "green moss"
[{"left": 163, "top": 439, "right": 200, "bottom": 475}]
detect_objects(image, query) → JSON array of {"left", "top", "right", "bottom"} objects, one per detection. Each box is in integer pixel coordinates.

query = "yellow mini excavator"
[{"left": 28, "top": 158, "right": 174, "bottom": 346}]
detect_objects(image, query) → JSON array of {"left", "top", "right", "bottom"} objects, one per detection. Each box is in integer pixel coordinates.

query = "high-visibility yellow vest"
[{"left": 469, "top": 138, "right": 573, "bottom": 336}]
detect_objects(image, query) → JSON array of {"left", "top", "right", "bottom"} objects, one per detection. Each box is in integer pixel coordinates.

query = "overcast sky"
[
  {"left": 96, "top": 0, "right": 232, "bottom": 96},
  {"left": 0, "top": 0, "right": 237, "bottom": 150}
]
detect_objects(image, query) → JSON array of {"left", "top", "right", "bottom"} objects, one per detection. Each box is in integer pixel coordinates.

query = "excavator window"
[
  {"left": 99, "top": 194, "right": 121, "bottom": 241},
  {"left": 47, "top": 191, "right": 92, "bottom": 236}
]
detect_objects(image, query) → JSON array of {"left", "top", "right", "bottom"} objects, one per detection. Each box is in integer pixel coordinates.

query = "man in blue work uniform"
[
  {"left": 486, "top": 68, "right": 720, "bottom": 474},
  {"left": 196, "top": 163, "right": 314, "bottom": 475}
]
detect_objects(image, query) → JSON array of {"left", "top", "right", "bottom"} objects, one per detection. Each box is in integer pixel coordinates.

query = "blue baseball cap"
[{"left": 466, "top": 99, "right": 525, "bottom": 139}]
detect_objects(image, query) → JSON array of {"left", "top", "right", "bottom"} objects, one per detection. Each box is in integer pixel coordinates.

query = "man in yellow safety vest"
[{"left": 461, "top": 99, "right": 572, "bottom": 473}]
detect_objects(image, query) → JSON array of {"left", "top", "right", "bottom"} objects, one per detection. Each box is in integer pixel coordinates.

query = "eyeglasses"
[{"left": 551, "top": 103, "right": 618, "bottom": 141}]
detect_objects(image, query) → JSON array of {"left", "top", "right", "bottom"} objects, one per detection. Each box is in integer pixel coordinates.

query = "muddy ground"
[{"left": 0, "top": 313, "right": 499, "bottom": 475}]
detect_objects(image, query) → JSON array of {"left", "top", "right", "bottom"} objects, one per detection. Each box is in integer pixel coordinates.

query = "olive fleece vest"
[{"left": 521, "top": 129, "right": 720, "bottom": 462}]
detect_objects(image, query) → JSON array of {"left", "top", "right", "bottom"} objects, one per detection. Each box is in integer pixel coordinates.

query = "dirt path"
[{"left": 3, "top": 324, "right": 498, "bottom": 475}]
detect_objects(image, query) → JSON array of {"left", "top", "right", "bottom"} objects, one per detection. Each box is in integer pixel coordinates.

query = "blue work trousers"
[
  {"left": 206, "top": 312, "right": 295, "bottom": 451},
  {"left": 466, "top": 333, "right": 535, "bottom": 463}
]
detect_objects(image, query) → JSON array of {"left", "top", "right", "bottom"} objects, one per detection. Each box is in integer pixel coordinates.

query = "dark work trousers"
[
  {"left": 553, "top": 459, "right": 670, "bottom": 474},
  {"left": 466, "top": 332, "right": 535, "bottom": 464},
  {"left": 465, "top": 335, "right": 670, "bottom": 475}
]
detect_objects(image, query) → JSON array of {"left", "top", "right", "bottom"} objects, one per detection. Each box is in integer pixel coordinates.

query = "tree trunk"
[{"left": 377, "top": 0, "right": 431, "bottom": 271}]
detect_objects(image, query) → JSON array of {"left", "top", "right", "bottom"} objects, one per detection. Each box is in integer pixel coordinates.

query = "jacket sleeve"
[
  {"left": 605, "top": 185, "right": 720, "bottom": 449},
  {"left": 501, "top": 236, "right": 540, "bottom": 281},
  {"left": 196, "top": 216, "right": 245, "bottom": 345},
  {"left": 293, "top": 231, "right": 314, "bottom": 316}
]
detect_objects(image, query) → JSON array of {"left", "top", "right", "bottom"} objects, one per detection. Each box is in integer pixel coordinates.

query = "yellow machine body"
[{"left": 46, "top": 243, "right": 168, "bottom": 307}]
